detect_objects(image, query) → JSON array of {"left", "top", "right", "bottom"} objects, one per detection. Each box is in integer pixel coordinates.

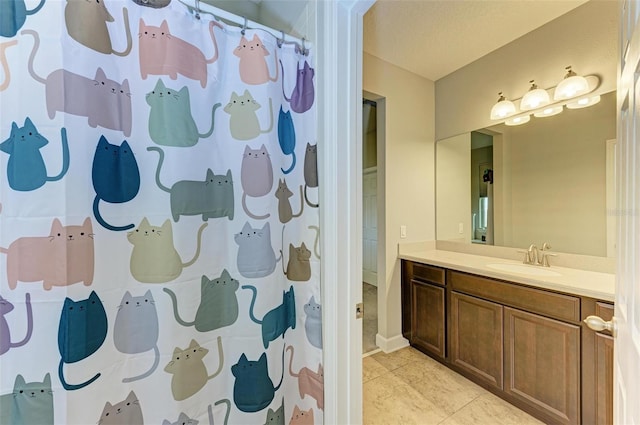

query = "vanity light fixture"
[
  {"left": 566, "top": 95, "right": 601, "bottom": 109},
  {"left": 520, "top": 80, "right": 550, "bottom": 110},
  {"left": 490, "top": 92, "right": 516, "bottom": 120},
  {"left": 489, "top": 70, "right": 600, "bottom": 125},
  {"left": 534, "top": 105, "right": 563, "bottom": 118},
  {"left": 553, "top": 66, "right": 590, "bottom": 101},
  {"left": 505, "top": 115, "right": 530, "bottom": 126}
]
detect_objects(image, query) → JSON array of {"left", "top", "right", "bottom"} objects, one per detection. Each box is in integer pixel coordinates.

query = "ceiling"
[
  {"left": 364, "top": 0, "right": 589, "bottom": 82},
  {"left": 204, "top": 0, "right": 309, "bottom": 36}
]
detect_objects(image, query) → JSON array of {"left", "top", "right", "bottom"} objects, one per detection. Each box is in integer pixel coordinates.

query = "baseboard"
[
  {"left": 375, "top": 333, "right": 409, "bottom": 353},
  {"left": 363, "top": 270, "right": 377, "bottom": 286},
  {"left": 362, "top": 348, "right": 382, "bottom": 358}
]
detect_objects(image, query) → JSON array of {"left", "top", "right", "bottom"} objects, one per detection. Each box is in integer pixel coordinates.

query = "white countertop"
[{"left": 399, "top": 249, "right": 615, "bottom": 302}]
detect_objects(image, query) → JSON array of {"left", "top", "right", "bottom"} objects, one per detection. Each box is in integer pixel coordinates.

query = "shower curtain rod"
[{"left": 178, "top": 0, "right": 310, "bottom": 55}]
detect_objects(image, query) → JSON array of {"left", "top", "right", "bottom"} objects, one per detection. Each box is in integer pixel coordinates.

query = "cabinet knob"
[{"left": 584, "top": 315, "right": 617, "bottom": 336}]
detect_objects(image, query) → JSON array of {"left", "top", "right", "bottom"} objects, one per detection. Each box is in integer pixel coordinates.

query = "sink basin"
[{"left": 486, "top": 263, "right": 562, "bottom": 277}]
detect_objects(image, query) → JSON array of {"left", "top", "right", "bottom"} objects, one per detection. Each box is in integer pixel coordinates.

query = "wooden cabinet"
[
  {"left": 401, "top": 260, "right": 613, "bottom": 425},
  {"left": 402, "top": 261, "right": 447, "bottom": 358},
  {"left": 594, "top": 302, "right": 614, "bottom": 425},
  {"left": 450, "top": 291, "right": 503, "bottom": 389},
  {"left": 504, "top": 307, "right": 581, "bottom": 425},
  {"left": 411, "top": 280, "right": 446, "bottom": 358}
]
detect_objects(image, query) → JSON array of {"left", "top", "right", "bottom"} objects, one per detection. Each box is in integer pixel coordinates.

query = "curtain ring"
[
  {"left": 241, "top": 17, "right": 247, "bottom": 35},
  {"left": 194, "top": 0, "right": 200, "bottom": 19},
  {"left": 302, "top": 37, "right": 307, "bottom": 56}
]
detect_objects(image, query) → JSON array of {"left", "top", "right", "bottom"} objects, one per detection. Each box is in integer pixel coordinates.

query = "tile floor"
[
  {"left": 363, "top": 347, "right": 544, "bottom": 425},
  {"left": 363, "top": 282, "right": 378, "bottom": 353}
]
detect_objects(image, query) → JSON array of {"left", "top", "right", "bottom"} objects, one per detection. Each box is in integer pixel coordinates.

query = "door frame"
[{"left": 317, "top": 1, "right": 375, "bottom": 424}]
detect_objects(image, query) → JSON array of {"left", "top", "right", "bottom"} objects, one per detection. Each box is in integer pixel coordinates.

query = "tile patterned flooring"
[
  {"left": 363, "top": 282, "right": 378, "bottom": 353},
  {"left": 363, "top": 347, "right": 544, "bottom": 425}
]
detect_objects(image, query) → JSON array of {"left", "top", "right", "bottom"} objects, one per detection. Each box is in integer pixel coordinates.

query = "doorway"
[
  {"left": 362, "top": 98, "right": 379, "bottom": 354},
  {"left": 361, "top": 92, "right": 386, "bottom": 356}
]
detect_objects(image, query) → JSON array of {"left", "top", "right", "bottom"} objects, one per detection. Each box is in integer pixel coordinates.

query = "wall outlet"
[
  {"left": 400, "top": 225, "right": 407, "bottom": 239},
  {"left": 458, "top": 222, "right": 464, "bottom": 234}
]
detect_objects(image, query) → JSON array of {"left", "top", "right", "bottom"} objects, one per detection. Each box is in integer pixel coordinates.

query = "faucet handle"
[
  {"left": 541, "top": 252, "right": 557, "bottom": 267},
  {"left": 542, "top": 242, "right": 552, "bottom": 251}
]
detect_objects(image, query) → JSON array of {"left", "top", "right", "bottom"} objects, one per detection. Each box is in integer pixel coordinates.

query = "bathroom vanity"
[{"left": 399, "top": 250, "right": 614, "bottom": 425}]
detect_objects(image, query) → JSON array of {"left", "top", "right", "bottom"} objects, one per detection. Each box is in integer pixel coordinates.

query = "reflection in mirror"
[{"left": 436, "top": 91, "right": 616, "bottom": 257}]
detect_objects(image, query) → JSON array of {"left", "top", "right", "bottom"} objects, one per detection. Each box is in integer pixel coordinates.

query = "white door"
[
  {"left": 363, "top": 167, "right": 378, "bottom": 286},
  {"left": 614, "top": 0, "right": 640, "bottom": 422}
]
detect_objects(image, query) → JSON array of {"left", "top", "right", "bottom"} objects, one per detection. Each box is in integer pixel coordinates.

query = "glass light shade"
[
  {"left": 520, "top": 88, "right": 550, "bottom": 110},
  {"left": 566, "top": 95, "right": 601, "bottom": 109},
  {"left": 505, "top": 115, "right": 530, "bottom": 126},
  {"left": 490, "top": 98, "right": 516, "bottom": 120},
  {"left": 553, "top": 74, "right": 590, "bottom": 100},
  {"left": 534, "top": 106, "right": 563, "bottom": 117}
]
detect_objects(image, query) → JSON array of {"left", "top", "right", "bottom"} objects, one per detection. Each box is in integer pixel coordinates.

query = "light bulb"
[
  {"left": 520, "top": 81, "right": 550, "bottom": 111},
  {"left": 505, "top": 115, "right": 530, "bottom": 126},
  {"left": 490, "top": 92, "right": 516, "bottom": 120},
  {"left": 566, "top": 95, "right": 601, "bottom": 109},
  {"left": 554, "top": 67, "right": 589, "bottom": 101},
  {"left": 534, "top": 106, "right": 563, "bottom": 117}
]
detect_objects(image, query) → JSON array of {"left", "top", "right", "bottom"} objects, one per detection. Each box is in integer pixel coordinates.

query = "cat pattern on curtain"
[{"left": 0, "top": 1, "right": 320, "bottom": 423}]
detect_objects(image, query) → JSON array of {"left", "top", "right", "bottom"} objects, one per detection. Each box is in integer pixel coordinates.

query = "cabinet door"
[
  {"left": 411, "top": 279, "right": 445, "bottom": 358},
  {"left": 504, "top": 307, "right": 580, "bottom": 425},
  {"left": 595, "top": 333, "right": 613, "bottom": 425},
  {"left": 594, "top": 302, "right": 614, "bottom": 425},
  {"left": 451, "top": 292, "right": 503, "bottom": 389}
]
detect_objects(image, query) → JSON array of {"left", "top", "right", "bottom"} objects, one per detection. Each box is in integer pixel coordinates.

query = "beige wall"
[
  {"left": 363, "top": 52, "right": 435, "bottom": 342},
  {"left": 493, "top": 91, "right": 616, "bottom": 256},
  {"left": 434, "top": 0, "right": 617, "bottom": 141},
  {"left": 436, "top": 133, "right": 471, "bottom": 242}
]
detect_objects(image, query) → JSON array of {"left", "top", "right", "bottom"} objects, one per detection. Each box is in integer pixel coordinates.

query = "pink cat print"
[
  {"left": 234, "top": 34, "right": 279, "bottom": 85},
  {"left": 289, "top": 405, "right": 314, "bottom": 425},
  {"left": 287, "top": 346, "right": 324, "bottom": 410},
  {"left": 138, "top": 19, "right": 222, "bottom": 88},
  {"left": 0, "top": 40, "right": 17, "bottom": 91},
  {"left": 1, "top": 218, "right": 95, "bottom": 290}
]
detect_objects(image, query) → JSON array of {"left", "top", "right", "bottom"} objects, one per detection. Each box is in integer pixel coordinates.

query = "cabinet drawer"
[
  {"left": 412, "top": 263, "right": 446, "bottom": 286},
  {"left": 449, "top": 270, "right": 580, "bottom": 323}
]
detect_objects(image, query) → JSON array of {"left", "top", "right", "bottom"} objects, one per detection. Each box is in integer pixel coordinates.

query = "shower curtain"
[{"left": 0, "top": 0, "right": 321, "bottom": 423}]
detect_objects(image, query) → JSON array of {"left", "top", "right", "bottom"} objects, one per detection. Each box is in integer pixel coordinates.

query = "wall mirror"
[{"left": 436, "top": 90, "right": 616, "bottom": 257}]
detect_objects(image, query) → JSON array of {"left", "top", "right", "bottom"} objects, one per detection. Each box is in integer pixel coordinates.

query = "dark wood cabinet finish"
[
  {"left": 402, "top": 261, "right": 446, "bottom": 343},
  {"left": 592, "top": 301, "right": 614, "bottom": 425},
  {"left": 401, "top": 261, "right": 412, "bottom": 340},
  {"left": 401, "top": 259, "right": 613, "bottom": 425},
  {"left": 595, "top": 333, "right": 614, "bottom": 425},
  {"left": 595, "top": 302, "right": 615, "bottom": 336},
  {"left": 450, "top": 291, "right": 503, "bottom": 389},
  {"left": 412, "top": 263, "right": 446, "bottom": 285},
  {"left": 504, "top": 307, "right": 581, "bottom": 425},
  {"left": 411, "top": 280, "right": 446, "bottom": 358},
  {"left": 449, "top": 270, "right": 581, "bottom": 323}
]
